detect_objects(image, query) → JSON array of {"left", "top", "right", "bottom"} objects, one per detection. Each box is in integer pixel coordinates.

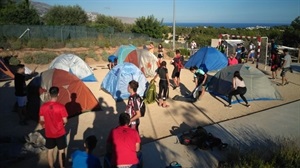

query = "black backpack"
[
  {"left": 133, "top": 94, "right": 146, "bottom": 117},
  {"left": 179, "top": 126, "right": 228, "bottom": 151},
  {"left": 179, "top": 126, "right": 209, "bottom": 150}
]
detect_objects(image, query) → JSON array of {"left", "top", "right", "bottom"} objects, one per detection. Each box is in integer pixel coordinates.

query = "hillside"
[{"left": 30, "top": 1, "right": 136, "bottom": 24}]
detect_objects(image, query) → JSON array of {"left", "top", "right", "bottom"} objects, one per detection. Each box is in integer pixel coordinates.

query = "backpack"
[
  {"left": 173, "top": 56, "right": 184, "bottom": 71},
  {"left": 166, "top": 161, "right": 182, "bottom": 168},
  {"left": 145, "top": 80, "right": 157, "bottom": 104},
  {"left": 179, "top": 126, "right": 228, "bottom": 151},
  {"left": 179, "top": 126, "right": 209, "bottom": 150}
]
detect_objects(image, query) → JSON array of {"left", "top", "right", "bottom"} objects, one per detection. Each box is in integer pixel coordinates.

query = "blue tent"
[
  {"left": 114, "top": 45, "right": 136, "bottom": 64},
  {"left": 101, "top": 62, "right": 148, "bottom": 101},
  {"left": 206, "top": 64, "right": 282, "bottom": 104},
  {"left": 185, "top": 46, "right": 228, "bottom": 72}
]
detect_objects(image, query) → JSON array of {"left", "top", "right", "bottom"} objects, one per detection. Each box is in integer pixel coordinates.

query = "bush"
[
  {"left": 23, "top": 52, "right": 57, "bottom": 64},
  {"left": 167, "top": 50, "right": 175, "bottom": 58},
  {"left": 45, "top": 39, "right": 65, "bottom": 49},
  {"left": 178, "top": 48, "right": 190, "bottom": 57},
  {"left": 8, "top": 56, "right": 20, "bottom": 65},
  {"left": 101, "top": 50, "right": 110, "bottom": 61},
  {"left": 9, "top": 40, "right": 22, "bottom": 50},
  {"left": 220, "top": 138, "right": 300, "bottom": 168},
  {"left": 87, "top": 50, "right": 99, "bottom": 61},
  {"left": 26, "top": 39, "right": 46, "bottom": 49}
]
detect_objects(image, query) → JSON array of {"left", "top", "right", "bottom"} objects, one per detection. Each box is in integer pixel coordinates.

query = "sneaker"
[
  {"left": 225, "top": 105, "right": 232, "bottom": 109},
  {"left": 245, "top": 104, "right": 251, "bottom": 108},
  {"left": 284, "top": 82, "right": 289, "bottom": 85}
]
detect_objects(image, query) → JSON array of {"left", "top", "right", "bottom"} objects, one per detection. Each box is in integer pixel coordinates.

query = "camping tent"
[
  {"left": 101, "top": 62, "right": 148, "bottom": 101},
  {"left": 206, "top": 64, "right": 282, "bottom": 104},
  {"left": 114, "top": 45, "right": 136, "bottom": 64},
  {"left": 27, "top": 69, "right": 100, "bottom": 120},
  {"left": 185, "top": 46, "right": 228, "bottom": 73},
  {"left": 49, "top": 54, "right": 97, "bottom": 82},
  {"left": 124, "top": 49, "right": 158, "bottom": 77},
  {"left": 0, "top": 58, "right": 14, "bottom": 81}
]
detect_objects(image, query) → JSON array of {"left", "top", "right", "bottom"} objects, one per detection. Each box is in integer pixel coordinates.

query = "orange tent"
[
  {"left": 0, "top": 58, "right": 14, "bottom": 81},
  {"left": 124, "top": 49, "right": 158, "bottom": 77},
  {"left": 27, "top": 69, "right": 100, "bottom": 120}
]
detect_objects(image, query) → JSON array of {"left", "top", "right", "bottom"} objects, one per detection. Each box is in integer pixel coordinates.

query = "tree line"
[{"left": 0, "top": 0, "right": 299, "bottom": 47}]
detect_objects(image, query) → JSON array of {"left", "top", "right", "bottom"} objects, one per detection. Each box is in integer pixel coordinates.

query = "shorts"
[
  {"left": 172, "top": 70, "right": 180, "bottom": 78},
  {"left": 249, "top": 52, "right": 255, "bottom": 58},
  {"left": 45, "top": 135, "right": 67, "bottom": 150},
  {"left": 16, "top": 96, "right": 27, "bottom": 107},
  {"left": 280, "top": 68, "right": 289, "bottom": 77}
]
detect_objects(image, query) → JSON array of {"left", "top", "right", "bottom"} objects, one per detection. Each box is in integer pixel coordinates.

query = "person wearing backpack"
[
  {"left": 153, "top": 61, "right": 170, "bottom": 108},
  {"left": 126, "top": 80, "right": 142, "bottom": 132},
  {"left": 171, "top": 50, "right": 184, "bottom": 90}
]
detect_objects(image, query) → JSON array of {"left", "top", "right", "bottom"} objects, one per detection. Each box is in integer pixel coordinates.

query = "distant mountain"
[
  {"left": 30, "top": 1, "right": 136, "bottom": 24},
  {"left": 30, "top": 1, "right": 51, "bottom": 17}
]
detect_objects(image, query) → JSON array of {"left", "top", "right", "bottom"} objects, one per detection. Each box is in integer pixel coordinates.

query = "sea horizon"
[{"left": 163, "top": 22, "right": 290, "bottom": 28}]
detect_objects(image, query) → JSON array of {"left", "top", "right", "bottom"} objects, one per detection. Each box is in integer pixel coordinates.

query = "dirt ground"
[{"left": 0, "top": 49, "right": 300, "bottom": 167}]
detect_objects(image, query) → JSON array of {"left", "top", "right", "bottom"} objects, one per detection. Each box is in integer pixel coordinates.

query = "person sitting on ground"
[
  {"left": 228, "top": 54, "right": 238, "bottom": 66},
  {"left": 153, "top": 61, "right": 170, "bottom": 107},
  {"left": 71, "top": 135, "right": 102, "bottom": 168},
  {"left": 189, "top": 66, "right": 207, "bottom": 101},
  {"left": 106, "top": 113, "right": 141, "bottom": 168},
  {"left": 107, "top": 55, "right": 117, "bottom": 70},
  {"left": 225, "top": 71, "right": 250, "bottom": 109}
]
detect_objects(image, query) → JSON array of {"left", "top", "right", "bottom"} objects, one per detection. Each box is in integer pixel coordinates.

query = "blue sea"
[{"left": 163, "top": 22, "right": 289, "bottom": 28}]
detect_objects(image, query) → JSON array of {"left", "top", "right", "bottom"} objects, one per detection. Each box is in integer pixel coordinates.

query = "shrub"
[
  {"left": 9, "top": 40, "right": 22, "bottom": 50},
  {"left": 87, "top": 50, "right": 99, "bottom": 61},
  {"left": 220, "top": 138, "right": 300, "bottom": 167},
  {"left": 101, "top": 50, "right": 110, "bottom": 61},
  {"left": 23, "top": 52, "right": 57, "bottom": 64},
  {"left": 26, "top": 39, "right": 45, "bottom": 49},
  {"left": 8, "top": 56, "right": 20, "bottom": 65},
  {"left": 178, "top": 48, "right": 190, "bottom": 57},
  {"left": 45, "top": 39, "right": 65, "bottom": 49},
  {"left": 167, "top": 50, "right": 175, "bottom": 58}
]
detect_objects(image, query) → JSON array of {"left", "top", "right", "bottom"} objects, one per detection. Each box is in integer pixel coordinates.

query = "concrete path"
[{"left": 142, "top": 100, "right": 300, "bottom": 168}]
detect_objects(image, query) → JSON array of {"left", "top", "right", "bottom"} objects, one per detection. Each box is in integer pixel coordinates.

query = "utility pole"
[{"left": 172, "top": 0, "right": 176, "bottom": 51}]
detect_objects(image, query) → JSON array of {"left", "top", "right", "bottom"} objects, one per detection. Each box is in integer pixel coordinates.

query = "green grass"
[
  {"left": 23, "top": 52, "right": 57, "bottom": 64},
  {"left": 220, "top": 138, "right": 300, "bottom": 168}
]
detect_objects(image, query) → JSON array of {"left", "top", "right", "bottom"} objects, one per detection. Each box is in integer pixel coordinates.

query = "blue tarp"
[
  {"left": 101, "top": 62, "right": 148, "bottom": 101},
  {"left": 185, "top": 46, "right": 228, "bottom": 72}
]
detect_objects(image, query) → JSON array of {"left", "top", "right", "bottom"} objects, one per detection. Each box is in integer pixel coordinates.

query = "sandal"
[{"left": 162, "top": 104, "right": 169, "bottom": 108}]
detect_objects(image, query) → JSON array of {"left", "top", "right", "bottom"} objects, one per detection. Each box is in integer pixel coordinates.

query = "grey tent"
[{"left": 206, "top": 64, "right": 282, "bottom": 103}]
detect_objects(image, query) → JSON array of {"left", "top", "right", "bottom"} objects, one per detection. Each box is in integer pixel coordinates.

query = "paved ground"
[
  {"left": 0, "top": 61, "right": 299, "bottom": 167},
  {"left": 142, "top": 100, "right": 300, "bottom": 168}
]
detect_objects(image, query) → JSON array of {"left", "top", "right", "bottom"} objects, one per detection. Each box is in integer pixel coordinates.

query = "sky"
[{"left": 35, "top": 0, "right": 299, "bottom": 24}]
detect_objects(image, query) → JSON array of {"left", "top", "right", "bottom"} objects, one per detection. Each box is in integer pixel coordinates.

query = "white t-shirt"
[{"left": 233, "top": 77, "right": 246, "bottom": 89}]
